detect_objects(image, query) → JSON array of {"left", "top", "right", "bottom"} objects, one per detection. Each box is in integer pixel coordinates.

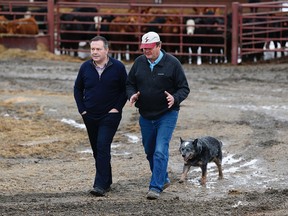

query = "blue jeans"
[
  {"left": 82, "top": 113, "right": 121, "bottom": 190},
  {"left": 139, "top": 110, "right": 178, "bottom": 193}
]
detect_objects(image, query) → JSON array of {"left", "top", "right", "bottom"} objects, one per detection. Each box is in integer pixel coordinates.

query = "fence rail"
[{"left": 0, "top": 0, "right": 287, "bottom": 65}]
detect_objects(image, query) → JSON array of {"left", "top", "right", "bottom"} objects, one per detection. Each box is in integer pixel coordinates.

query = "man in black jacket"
[
  {"left": 74, "top": 36, "right": 127, "bottom": 196},
  {"left": 126, "top": 31, "right": 190, "bottom": 199}
]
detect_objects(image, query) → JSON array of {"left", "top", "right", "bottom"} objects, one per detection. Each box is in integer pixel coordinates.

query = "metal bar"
[
  {"left": 47, "top": 0, "right": 54, "bottom": 53},
  {"left": 231, "top": 2, "right": 240, "bottom": 65}
]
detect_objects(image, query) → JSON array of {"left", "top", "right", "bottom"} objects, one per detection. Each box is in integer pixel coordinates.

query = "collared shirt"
[
  {"left": 93, "top": 60, "right": 108, "bottom": 76},
  {"left": 148, "top": 51, "right": 164, "bottom": 71}
]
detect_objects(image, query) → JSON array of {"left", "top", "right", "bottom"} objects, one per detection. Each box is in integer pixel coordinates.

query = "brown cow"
[
  {"left": 108, "top": 15, "right": 138, "bottom": 60},
  {"left": 6, "top": 17, "right": 39, "bottom": 34},
  {"left": 0, "top": 16, "right": 8, "bottom": 33}
]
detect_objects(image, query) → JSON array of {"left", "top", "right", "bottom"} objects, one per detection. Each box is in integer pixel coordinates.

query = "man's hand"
[
  {"left": 129, "top": 91, "right": 140, "bottom": 106},
  {"left": 165, "top": 91, "right": 174, "bottom": 108}
]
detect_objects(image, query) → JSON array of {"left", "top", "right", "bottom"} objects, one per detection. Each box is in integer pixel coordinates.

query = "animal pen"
[{"left": 0, "top": 0, "right": 287, "bottom": 65}]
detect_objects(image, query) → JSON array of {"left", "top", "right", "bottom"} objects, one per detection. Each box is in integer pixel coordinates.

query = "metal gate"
[
  {"left": 54, "top": 2, "right": 228, "bottom": 64},
  {"left": 0, "top": 0, "right": 54, "bottom": 52},
  {"left": 0, "top": 0, "right": 287, "bottom": 65},
  {"left": 231, "top": 1, "right": 288, "bottom": 64}
]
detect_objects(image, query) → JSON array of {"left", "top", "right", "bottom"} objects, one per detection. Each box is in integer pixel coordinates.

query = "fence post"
[
  {"left": 231, "top": 2, "right": 240, "bottom": 65},
  {"left": 47, "top": 0, "right": 55, "bottom": 53}
]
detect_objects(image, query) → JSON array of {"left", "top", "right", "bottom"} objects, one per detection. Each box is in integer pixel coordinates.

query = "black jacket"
[
  {"left": 126, "top": 50, "right": 190, "bottom": 120},
  {"left": 74, "top": 57, "right": 127, "bottom": 119}
]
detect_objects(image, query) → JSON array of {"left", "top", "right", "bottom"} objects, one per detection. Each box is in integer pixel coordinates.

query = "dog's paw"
[{"left": 200, "top": 177, "right": 206, "bottom": 186}]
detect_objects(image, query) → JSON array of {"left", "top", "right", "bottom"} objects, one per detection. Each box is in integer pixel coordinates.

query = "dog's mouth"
[{"left": 183, "top": 154, "right": 193, "bottom": 162}]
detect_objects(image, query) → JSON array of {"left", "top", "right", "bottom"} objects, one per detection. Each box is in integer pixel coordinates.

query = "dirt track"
[{"left": 0, "top": 49, "right": 288, "bottom": 215}]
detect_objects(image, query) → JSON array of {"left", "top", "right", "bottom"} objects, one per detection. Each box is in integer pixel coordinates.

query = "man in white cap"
[{"left": 126, "top": 31, "right": 190, "bottom": 199}]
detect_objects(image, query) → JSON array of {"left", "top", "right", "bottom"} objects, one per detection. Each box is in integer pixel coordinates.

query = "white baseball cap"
[{"left": 140, "top": 31, "right": 161, "bottom": 49}]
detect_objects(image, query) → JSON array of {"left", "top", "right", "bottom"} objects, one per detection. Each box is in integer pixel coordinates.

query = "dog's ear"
[
  {"left": 197, "top": 142, "right": 202, "bottom": 153},
  {"left": 180, "top": 137, "right": 184, "bottom": 143},
  {"left": 193, "top": 139, "right": 202, "bottom": 153},
  {"left": 192, "top": 139, "right": 198, "bottom": 146}
]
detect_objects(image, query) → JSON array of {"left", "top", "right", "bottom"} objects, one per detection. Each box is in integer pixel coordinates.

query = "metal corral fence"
[
  {"left": 55, "top": 2, "right": 228, "bottom": 65},
  {"left": 0, "top": 0, "right": 54, "bottom": 52},
  {"left": 0, "top": 0, "right": 287, "bottom": 65},
  {"left": 231, "top": 1, "right": 288, "bottom": 64}
]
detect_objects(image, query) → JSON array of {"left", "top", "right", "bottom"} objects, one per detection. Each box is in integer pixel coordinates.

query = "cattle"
[
  {"left": 59, "top": 7, "right": 100, "bottom": 57},
  {"left": 207, "top": 16, "right": 226, "bottom": 64},
  {"left": 198, "top": 11, "right": 226, "bottom": 64},
  {"left": 266, "top": 17, "right": 288, "bottom": 59},
  {"left": 108, "top": 15, "right": 138, "bottom": 61},
  {"left": 183, "top": 10, "right": 227, "bottom": 65},
  {"left": 186, "top": 18, "right": 195, "bottom": 35},
  {"left": 248, "top": 0, "right": 261, "bottom": 13},
  {"left": 94, "top": 14, "right": 115, "bottom": 40},
  {"left": 58, "top": 7, "right": 182, "bottom": 61},
  {"left": 6, "top": 17, "right": 39, "bottom": 34},
  {"left": 28, "top": 7, "right": 48, "bottom": 32},
  {"left": 277, "top": 19, "right": 288, "bottom": 57},
  {"left": 183, "top": 16, "right": 216, "bottom": 64},
  {"left": 1, "top": 4, "right": 49, "bottom": 33},
  {"left": 0, "top": 6, "right": 28, "bottom": 20},
  {"left": 138, "top": 7, "right": 164, "bottom": 33},
  {"left": 139, "top": 9, "right": 182, "bottom": 57},
  {"left": 183, "top": 17, "right": 206, "bottom": 64},
  {"left": 161, "top": 16, "right": 181, "bottom": 55},
  {"left": 241, "top": 16, "right": 266, "bottom": 62},
  {"left": 72, "top": 7, "right": 98, "bottom": 41},
  {"left": 59, "top": 13, "right": 84, "bottom": 57},
  {"left": 0, "top": 15, "right": 8, "bottom": 33},
  {"left": 142, "top": 16, "right": 166, "bottom": 33}
]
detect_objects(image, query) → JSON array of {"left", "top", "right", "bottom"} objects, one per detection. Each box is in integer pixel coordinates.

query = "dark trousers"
[{"left": 82, "top": 113, "right": 121, "bottom": 190}]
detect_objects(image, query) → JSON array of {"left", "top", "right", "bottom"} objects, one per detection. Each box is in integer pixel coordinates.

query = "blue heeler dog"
[{"left": 179, "top": 136, "right": 223, "bottom": 185}]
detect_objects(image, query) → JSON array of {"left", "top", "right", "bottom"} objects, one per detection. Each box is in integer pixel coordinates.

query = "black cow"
[
  {"left": 85, "top": 14, "right": 115, "bottom": 43},
  {"left": 248, "top": 0, "right": 261, "bottom": 13},
  {"left": 59, "top": 7, "right": 99, "bottom": 57},
  {"left": 142, "top": 16, "right": 166, "bottom": 33},
  {"left": 72, "top": 7, "right": 98, "bottom": 41},
  {"left": 183, "top": 11, "right": 226, "bottom": 64},
  {"left": 241, "top": 16, "right": 266, "bottom": 62},
  {"left": 199, "top": 11, "right": 226, "bottom": 64},
  {"left": 60, "top": 13, "right": 84, "bottom": 57},
  {"left": 268, "top": 19, "right": 288, "bottom": 59},
  {"left": 183, "top": 17, "right": 205, "bottom": 64},
  {"left": 1, "top": 6, "right": 28, "bottom": 20}
]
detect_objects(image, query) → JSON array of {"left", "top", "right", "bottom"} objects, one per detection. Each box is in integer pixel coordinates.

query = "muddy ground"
[{"left": 0, "top": 47, "right": 288, "bottom": 215}]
